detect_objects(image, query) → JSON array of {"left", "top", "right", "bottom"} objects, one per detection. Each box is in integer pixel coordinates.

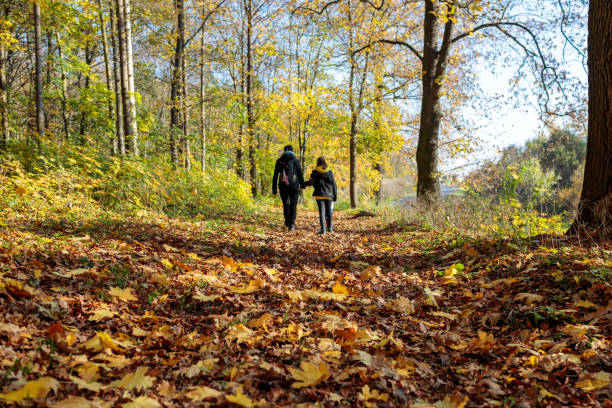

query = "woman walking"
[{"left": 305, "top": 157, "right": 337, "bottom": 234}]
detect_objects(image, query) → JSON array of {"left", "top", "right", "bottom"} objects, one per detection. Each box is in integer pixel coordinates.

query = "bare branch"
[
  {"left": 352, "top": 39, "right": 423, "bottom": 62},
  {"left": 293, "top": 0, "right": 384, "bottom": 16},
  {"left": 185, "top": 0, "right": 228, "bottom": 48}
]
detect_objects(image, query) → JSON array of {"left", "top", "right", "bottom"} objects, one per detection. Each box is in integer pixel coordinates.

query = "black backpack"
[{"left": 280, "top": 159, "right": 296, "bottom": 187}]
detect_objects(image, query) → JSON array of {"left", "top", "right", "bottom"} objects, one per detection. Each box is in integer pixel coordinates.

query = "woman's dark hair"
[{"left": 316, "top": 157, "right": 327, "bottom": 170}]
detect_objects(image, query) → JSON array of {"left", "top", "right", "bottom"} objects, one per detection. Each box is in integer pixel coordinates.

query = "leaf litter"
[{"left": 0, "top": 209, "right": 610, "bottom": 407}]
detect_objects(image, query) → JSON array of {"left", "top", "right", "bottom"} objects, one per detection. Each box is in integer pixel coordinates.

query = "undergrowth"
[{"left": 0, "top": 142, "right": 253, "bottom": 224}]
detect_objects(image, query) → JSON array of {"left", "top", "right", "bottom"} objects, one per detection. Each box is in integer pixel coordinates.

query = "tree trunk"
[
  {"left": 181, "top": 53, "right": 190, "bottom": 170},
  {"left": 115, "top": 0, "right": 134, "bottom": 153},
  {"left": 169, "top": 0, "right": 184, "bottom": 168},
  {"left": 33, "top": 0, "right": 44, "bottom": 145},
  {"left": 0, "top": 39, "right": 8, "bottom": 149},
  {"left": 44, "top": 31, "right": 52, "bottom": 132},
  {"left": 97, "top": 0, "right": 116, "bottom": 154},
  {"left": 78, "top": 46, "right": 94, "bottom": 144},
  {"left": 571, "top": 0, "right": 612, "bottom": 237},
  {"left": 123, "top": 0, "right": 138, "bottom": 155},
  {"left": 416, "top": 0, "right": 454, "bottom": 206},
  {"left": 55, "top": 33, "right": 69, "bottom": 145},
  {"left": 110, "top": 0, "right": 124, "bottom": 155},
  {"left": 245, "top": 0, "right": 257, "bottom": 197},
  {"left": 200, "top": 4, "right": 206, "bottom": 175}
]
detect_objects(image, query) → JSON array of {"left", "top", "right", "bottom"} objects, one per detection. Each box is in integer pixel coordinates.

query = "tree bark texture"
[
  {"left": 97, "top": 0, "right": 116, "bottom": 154},
  {"left": 123, "top": 0, "right": 138, "bottom": 155},
  {"left": 169, "top": 0, "right": 184, "bottom": 168},
  {"left": 34, "top": 0, "right": 45, "bottom": 144},
  {"left": 115, "top": 0, "right": 134, "bottom": 153},
  {"left": 572, "top": 0, "right": 612, "bottom": 237},
  {"left": 110, "top": 0, "right": 125, "bottom": 155}
]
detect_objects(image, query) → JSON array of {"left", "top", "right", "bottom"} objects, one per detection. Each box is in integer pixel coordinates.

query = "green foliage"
[{"left": 0, "top": 142, "right": 253, "bottom": 222}]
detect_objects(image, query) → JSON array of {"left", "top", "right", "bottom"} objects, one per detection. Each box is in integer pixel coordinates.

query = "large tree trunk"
[
  {"left": 115, "top": 0, "right": 134, "bottom": 153},
  {"left": 571, "top": 0, "right": 612, "bottom": 237},
  {"left": 416, "top": 0, "right": 454, "bottom": 206},
  {"left": 110, "top": 0, "right": 125, "bottom": 155},
  {"left": 33, "top": 0, "right": 44, "bottom": 145},
  {"left": 169, "top": 0, "right": 184, "bottom": 169},
  {"left": 123, "top": 0, "right": 138, "bottom": 155},
  {"left": 97, "top": 0, "right": 116, "bottom": 154}
]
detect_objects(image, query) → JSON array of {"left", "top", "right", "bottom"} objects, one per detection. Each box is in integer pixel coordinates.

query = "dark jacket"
[
  {"left": 272, "top": 151, "right": 304, "bottom": 194},
  {"left": 305, "top": 166, "right": 337, "bottom": 201}
]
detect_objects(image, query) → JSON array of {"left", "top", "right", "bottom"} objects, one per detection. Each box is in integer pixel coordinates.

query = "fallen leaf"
[
  {"left": 110, "top": 366, "right": 155, "bottom": 391},
  {"left": 0, "top": 377, "right": 59, "bottom": 402},
  {"left": 108, "top": 287, "right": 138, "bottom": 302},
  {"left": 288, "top": 360, "right": 330, "bottom": 388},
  {"left": 185, "top": 385, "right": 224, "bottom": 401},
  {"left": 121, "top": 396, "right": 160, "bottom": 408}
]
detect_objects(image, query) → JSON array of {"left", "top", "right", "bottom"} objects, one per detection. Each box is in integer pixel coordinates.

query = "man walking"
[{"left": 272, "top": 145, "right": 304, "bottom": 230}]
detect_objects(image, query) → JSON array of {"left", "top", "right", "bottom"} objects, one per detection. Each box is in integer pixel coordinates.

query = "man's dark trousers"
[{"left": 280, "top": 190, "right": 299, "bottom": 228}]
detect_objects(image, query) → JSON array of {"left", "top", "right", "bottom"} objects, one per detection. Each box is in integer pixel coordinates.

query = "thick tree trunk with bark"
[
  {"left": 33, "top": 0, "right": 44, "bottom": 144},
  {"left": 110, "top": 0, "right": 125, "bottom": 155},
  {"left": 571, "top": 0, "right": 612, "bottom": 237},
  {"left": 169, "top": 0, "right": 184, "bottom": 168},
  {"left": 416, "top": 0, "right": 453, "bottom": 206}
]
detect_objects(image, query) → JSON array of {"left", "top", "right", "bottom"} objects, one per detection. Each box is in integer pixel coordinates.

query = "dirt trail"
[{"left": 0, "top": 209, "right": 610, "bottom": 407}]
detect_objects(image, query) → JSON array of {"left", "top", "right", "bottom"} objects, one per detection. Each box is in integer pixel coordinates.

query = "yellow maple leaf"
[
  {"left": 49, "top": 396, "right": 106, "bottom": 408},
  {"left": 81, "top": 332, "right": 123, "bottom": 353},
  {"left": 434, "top": 394, "right": 469, "bottom": 408},
  {"left": 575, "top": 371, "right": 611, "bottom": 391},
  {"left": 160, "top": 258, "right": 173, "bottom": 269},
  {"left": 193, "top": 291, "right": 219, "bottom": 302},
  {"left": 110, "top": 366, "right": 155, "bottom": 392},
  {"left": 572, "top": 300, "right": 596, "bottom": 309},
  {"left": 226, "top": 324, "right": 254, "bottom": 343},
  {"left": 229, "top": 281, "right": 260, "bottom": 294},
  {"left": 121, "top": 396, "right": 160, "bottom": 408},
  {"left": 68, "top": 375, "right": 105, "bottom": 392},
  {"left": 225, "top": 387, "right": 256, "bottom": 407},
  {"left": 108, "top": 287, "right": 138, "bottom": 302},
  {"left": 361, "top": 384, "right": 389, "bottom": 407},
  {"left": 332, "top": 282, "right": 349, "bottom": 295},
  {"left": 470, "top": 330, "right": 495, "bottom": 351},
  {"left": 0, "top": 377, "right": 59, "bottom": 402},
  {"left": 288, "top": 361, "right": 330, "bottom": 388},
  {"left": 185, "top": 385, "right": 224, "bottom": 401},
  {"left": 88, "top": 308, "right": 116, "bottom": 321},
  {"left": 248, "top": 313, "right": 273, "bottom": 329}
]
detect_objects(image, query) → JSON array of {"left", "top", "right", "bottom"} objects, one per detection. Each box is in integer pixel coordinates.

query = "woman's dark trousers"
[
  {"left": 280, "top": 190, "right": 299, "bottom": 228},
  {"left": 316, "top": 199, "right": 333, "bottom": 232}
]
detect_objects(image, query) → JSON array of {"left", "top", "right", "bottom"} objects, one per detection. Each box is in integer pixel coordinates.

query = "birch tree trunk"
[
  {"left": 169, "top": 0, "right": 184, "bottom": 168},
  {"left": 115, "top": 0, "right": 134, "bottom": 153},
  {"left": 123, "top": 0, "right": 138, "bottom": 155}
]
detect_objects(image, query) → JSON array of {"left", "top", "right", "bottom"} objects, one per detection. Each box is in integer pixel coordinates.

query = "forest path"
[{"left": 0, "top": 208, "right": 610, "bottom": 407}]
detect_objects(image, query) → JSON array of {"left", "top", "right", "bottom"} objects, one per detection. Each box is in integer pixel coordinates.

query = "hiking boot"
[
  {"left": 289, "top": 224, "right": 296, "bottom": 231},
  {"left": 318, "top": 229, "right": 326, "bottom": 235},
  {"left": 327, "top": 228, "right": 333, "bottom": 233}
]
